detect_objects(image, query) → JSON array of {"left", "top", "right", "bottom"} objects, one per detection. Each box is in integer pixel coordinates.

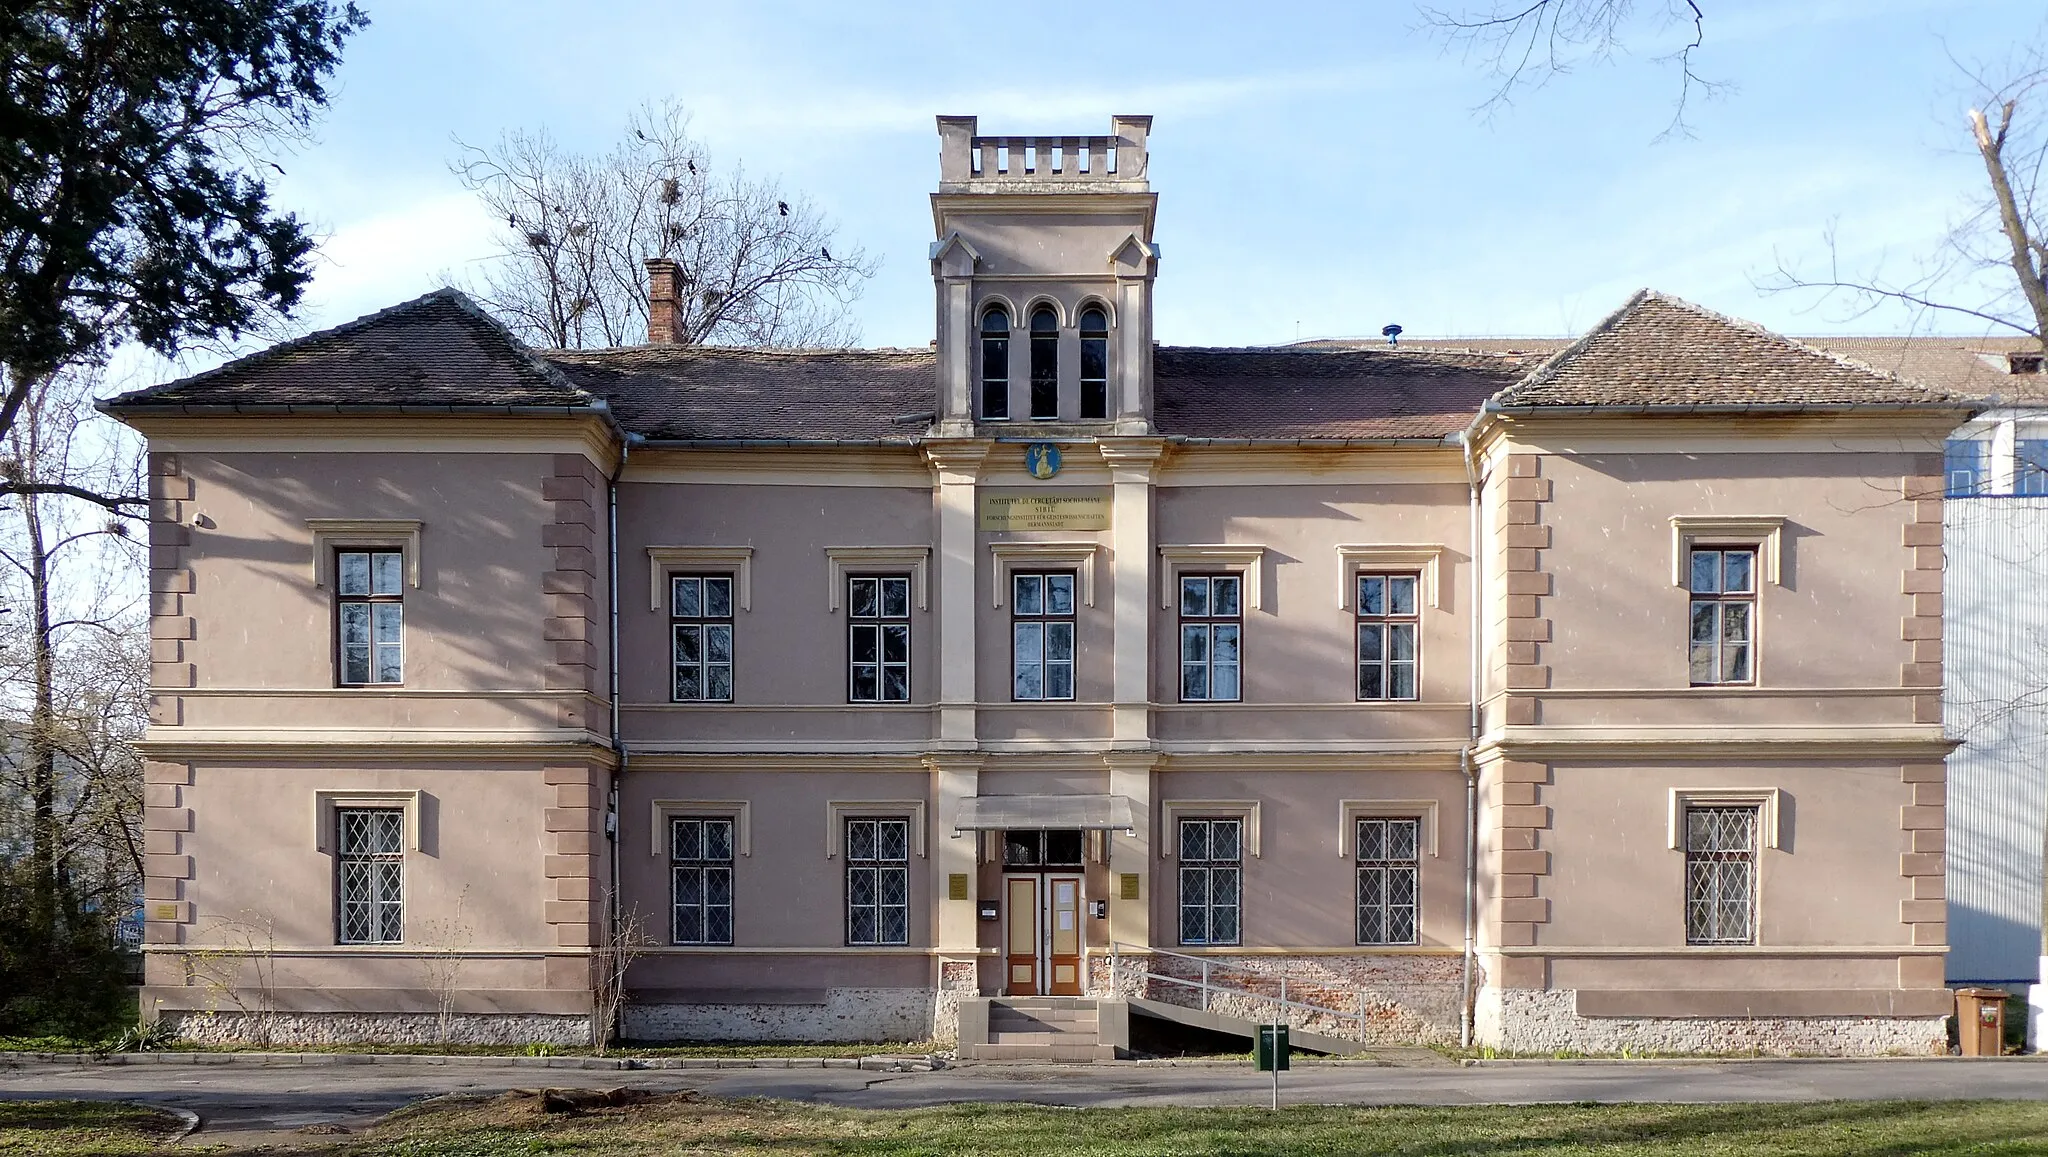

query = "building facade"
[{"left": 109, "top": 116, "right": 1969, "bottom": 1054}]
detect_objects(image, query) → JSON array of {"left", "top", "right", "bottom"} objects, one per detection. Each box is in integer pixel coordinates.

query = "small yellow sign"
[
  {"left": 1119, "top": 873, "right": 1141, "bottom": 901},
  {"left": 947, "top": 873, "right": 970, "bottom": 901},
  {"left": 979, "top": 490, "right": 1110, "bottom": 532},
  {"left": 154, "top": 904, "right": 179, "bottom": 921}
]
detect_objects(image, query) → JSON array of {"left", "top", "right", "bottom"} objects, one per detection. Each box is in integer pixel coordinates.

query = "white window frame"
[
  {"left": 334, "top": 547, "right": 406, "bottom": 686},
  {"left": 1175, "top": 816, "right": 1244, "bottom": 947},
  {"left": 335, "top": 806, "right": 405, "bottom": 945},
  {"left": 846, "top": 573, "right": 913, "bottom": 703},
  {"left": 844, "top": 815, "right": 913, "bottom": 947},
  {"left": 1010, "top": 570, "right": 1078, "bottom": 702},
  {"left": 1353, "top": 815, "right": 1423, "bottom": 946}
]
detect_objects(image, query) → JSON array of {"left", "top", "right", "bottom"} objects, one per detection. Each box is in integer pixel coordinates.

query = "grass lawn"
[
  {"left": 0, "top": 1100, "right": 186, "bottom": 1155},
  {"left": 14, "top": 1094, "right": 2048, "bottom": 1155}
]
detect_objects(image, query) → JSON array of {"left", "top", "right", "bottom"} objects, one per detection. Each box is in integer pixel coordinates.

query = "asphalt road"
[{"left": 4, "top": 1057, "right": 2047, "bottom": 1145}]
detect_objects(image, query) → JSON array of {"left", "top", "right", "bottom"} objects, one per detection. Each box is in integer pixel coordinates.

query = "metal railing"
[{"left": 1106, "top": 941, "right": 1370, "bottom": 1039}]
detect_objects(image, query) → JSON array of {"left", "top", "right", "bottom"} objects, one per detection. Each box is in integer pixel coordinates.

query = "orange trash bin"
[{"left": 1955, "top": 988, "right": 2009, "bottom": 1057}]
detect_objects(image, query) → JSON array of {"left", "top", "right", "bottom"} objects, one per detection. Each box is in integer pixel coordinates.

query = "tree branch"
[{"left": 0, "top": 481, "right": 148, "bottom": 513}]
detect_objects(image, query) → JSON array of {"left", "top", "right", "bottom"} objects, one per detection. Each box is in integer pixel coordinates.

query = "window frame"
[
  {"left": 669, "top": 815, "right": 735, "bottom": 946},
  {"left": 2018, "top": 438, "right": 2048, "bottom": 496},
  {"left": 844, "top": 816, "right": 911, "bottom": 947},
  {"left": 1176, "top": 816, "right": 1243, "bottom": 947},
  {"left": 334, "top": 548, "right": 405, "bottom": 686},
  {"left": 1354, "top": 816, "right": 1422, "bottom": 946},
  {"left": 335, "top": 806, "right": 405, "bottom": 945},
  {"left": 670, "top": 573, "right": 736, "bottom": 703},
  {"left": 1078, "top": 306, "right": 1109, "bottom": 419},
  {"left": 1010, "top": 570, "right": 1078, "bottom": 702},
  {"left": 1177, "top": 573, "right": 1244, "bottom": 703},
  {"left": 1355, "top": 572, "right": 1421, "bottom": 702},
  {"left": 1683, "top": 804, "right": 1759, "bottom": 945},
  {"left": 846, "top": 574, "right": 912, "bottom": 704},
  {"left": 1686, "top": 546, "right": 1757, "bottom": 687},
  {"left": 1945, "top": 437, "right": 1990, "bottom": 497},
  {"left": 1028, "top": 305, "right": 1059, "bottom": 420},
  {"left": 980, "top": 305, "right": 1011, "bottom": 420}
]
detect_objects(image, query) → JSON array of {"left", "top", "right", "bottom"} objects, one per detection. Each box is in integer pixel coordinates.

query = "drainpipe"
[
  {"left": 1458, "top": 422, "right": 1486, "bottom": 1049},
  {"left": 606, "top": 434, "right": 640, "bottom": 938}
]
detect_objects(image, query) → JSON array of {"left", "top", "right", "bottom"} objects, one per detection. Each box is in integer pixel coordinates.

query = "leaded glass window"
[
  {"left": 846, "top": 818, "right": 910, "bottom": 946},
  {"left": 1685, "top": 806, "right": 1758, "bottom": 944},
  {"left": 1355, "top": 817, "right": 1420, "bottom": 945},
  {"left": 1179, "top": 575, "right": 1242, "bottom": 702},
  {"left": 1029, "top": 306, "right": 1058, "bottom": 419},
  {"left": 671, "top": 575, "right": 735, "bottom": 702},
  {"left": 848, "top": 576, "right": 911, "bottom": 703},
  {"left": 1177, "top": 818, "right": 1242, "bottom": 946},
  {"left": 1079, "top": 306, "right": 1109, "bottom": 419},
  {"left": 1012, "top": 572, "right": 1076, "bottom": 701},
  {"left": 1356, "top": 573, "right": 1420, "bottom": 701},
  {"left": 336, "top": 549, "right": 403, "bottom": 685},
  {"left": 980, "top": 306, "right": 1010, "bottom": 420},
  {"left": 1687, "top": 548, "right": 1755, "bottom": 685},
  {"left": 671, "top": 817, "right": 734, "bottom": 945},
  {"left": 336, "top": 808, "right": 403, "bottom": 944}
]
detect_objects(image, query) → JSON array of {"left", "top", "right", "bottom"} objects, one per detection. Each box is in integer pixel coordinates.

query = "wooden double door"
[{"left": 1004, "top": 873, "right": 1084, "bottom": 996}]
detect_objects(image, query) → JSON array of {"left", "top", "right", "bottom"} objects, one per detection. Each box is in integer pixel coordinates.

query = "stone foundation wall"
[
  {"left": 623, "top": 987, "right": 935, "bottom": 1043},
  {"left": 167, "top": 1010, "right": 593, "bottom": 1047},
  {"left": 1096, "top": 953, "right": 1469, "bottom": 1045},
  {"left": 930, "top": 960, "right": 980, "bottom": 1047},
  {"left": 1474, "top": 988, "right": 1947, "bottom": 1056}
]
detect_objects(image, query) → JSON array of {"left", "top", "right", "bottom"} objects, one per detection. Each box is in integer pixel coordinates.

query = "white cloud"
[{"left": 298, "top": 191, "right": 501, "bottom": 327}]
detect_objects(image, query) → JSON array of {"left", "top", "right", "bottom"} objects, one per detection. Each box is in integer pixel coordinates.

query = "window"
[
  {"left": 1945, "top": 439, "right": 1990, "bottom": 497},
  {"left": 336, "top": 808, "right": 404, "bottom": 944},
  {"left": 1687, "top": 548, "right": 1754, "bottom": 685},
  {"left": 847, "top": 575, "right": 911, "bottom": 703},
  {"left": 1079, "top": 306, "right": 1108, "bottom": 419},
  {"left": 980, "top": 306, "right": 1010, "bottom": 420},
  {"left": 1012, "top": 572, "right": 1076, "bottom": 701},
  {"left": 1029, "top": 305, "right": 1058, "bottom": 419},
  {"left": 1002, "top": 828, "right": 1084, "bottom": 868},
  {"left": 1356, "top": 573, "right": 1419, "bottom": 701},
  {"left": 671, "top": 575, "right": 734, "bottom": 702},
  {"left": 1178, "top": 574, "right": 1242, "bottom": 702},
  {"left": 1355, "top": 817, "right": 1420, "bottom": 945},
  {"left": 1684, "top": 805, "right": 1758, "bottom": 944},
  {"left": 845, "top": 817, "right": 910, "bottom": 945},
  {"left": 670, "top": 817, "right": 734, "bottom": 945},
  {"left": 2019, "top": 439, "right": 2048, "bottom": 497},
  {"left": 1177, "top": 818, "right": 1242, "bottom": 945},
  {"left": 336, "top": 549, "right": 403, "bottom": 685}
]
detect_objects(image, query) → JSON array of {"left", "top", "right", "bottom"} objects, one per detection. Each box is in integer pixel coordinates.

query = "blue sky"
[{"left": 242, "top": 0, "right": 2045, "bottom": 351}]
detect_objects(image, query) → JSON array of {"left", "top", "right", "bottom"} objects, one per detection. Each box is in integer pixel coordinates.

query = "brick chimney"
[{"left": 645, "top": 257, "right": 683, "bottom": 344}]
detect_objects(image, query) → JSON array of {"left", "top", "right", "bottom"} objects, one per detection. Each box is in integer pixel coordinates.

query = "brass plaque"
[
  {"left": 1119, "top": 873, "right": 1141, "bottom": 901},
  {"left": 153, "top": 903, "right": 179, "bottom": 921},
  {"left": 947, "top": 873, "right": 970, "bottom": 901},
  {"left": 979, "top": 490, "right": 1110, "bottom": 532}
]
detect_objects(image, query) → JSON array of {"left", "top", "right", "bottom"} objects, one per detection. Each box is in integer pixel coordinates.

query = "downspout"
[
  {"left": 606, "top": 435, "right": 640, "bottom": 944},
  {"left": 1458, "top": 419, "right": 1487, "bottom": 1049}
]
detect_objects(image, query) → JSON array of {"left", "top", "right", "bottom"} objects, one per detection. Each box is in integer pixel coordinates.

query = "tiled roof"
[
  {"left": 1153, "top": 346, "right": 1518, "bottom": 440},
  {"left": 102, "top": 290, "right": 593, "bottom": 413},
  {"left": 1791, "top": 336, "right": 2048, "bottom": 404},
  {"left": 544, "top": 346, "right": 937, "bottom": 443},
  {"left": 1496, "top": 290, "right": 1964, "bottom": 410}
]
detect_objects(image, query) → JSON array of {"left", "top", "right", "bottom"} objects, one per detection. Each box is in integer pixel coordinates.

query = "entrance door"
[
  {"left": 1004, "top": 873, "right": 1086, "bottom": 996},
  {"left": 1005, "top": 876, "right": 1041, "bottom": 995}
]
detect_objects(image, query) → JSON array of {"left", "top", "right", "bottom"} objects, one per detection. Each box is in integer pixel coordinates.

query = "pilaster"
[
  {"left": 1103, "top": 751, "right": 1159, "bottom": 950},
  {"left": 1100, "top": 439, "right": 1164, "bottom": 748},
  {"left": 925, "top": 441, "right": 992, "bottom": 748},
  {"left": 926, "top": 754, "right": 986, "bottom": 960}
]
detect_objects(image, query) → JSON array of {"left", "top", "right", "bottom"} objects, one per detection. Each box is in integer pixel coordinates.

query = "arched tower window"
[
  {"left": 1029, "top": 306, "right": 1059, "bottom": 419},
  {"left": 1079, "top": 306, "right": 1108, "bottom": 420},
  {"left": 980, "top": 306, "right": 1010, "bottom": 420}
]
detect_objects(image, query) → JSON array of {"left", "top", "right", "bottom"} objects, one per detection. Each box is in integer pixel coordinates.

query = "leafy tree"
[{"left": 0, "top": 0, "right": 370, "bottom": 510}]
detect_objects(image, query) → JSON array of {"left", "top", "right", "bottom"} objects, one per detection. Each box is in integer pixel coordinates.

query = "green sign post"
[{"left": 1255, "top": 1023, "right": 1290, "bottom": 1108}]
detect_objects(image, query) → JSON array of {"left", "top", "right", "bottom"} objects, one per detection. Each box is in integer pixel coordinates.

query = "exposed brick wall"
[{"left": 542, "top": 454, "right": 603, "bottom": 730}]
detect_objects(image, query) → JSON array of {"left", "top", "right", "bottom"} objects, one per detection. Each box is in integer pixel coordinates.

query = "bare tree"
[
  {"left": 589, "top": 898, "right": 652, "bottom": 1056},
  {"left": 0, "top": 367, "right": 147, "bottom": 1035},
  {"left": 416, "top": 887, "right": 474, "bottom": 1049},
  {"left": 1422, "top": 0, "right": 1724, "bottom": 136},
  {"left": 1762, "top": 52, "right": 2048, "bottom": 351},
  {"left": 453, "top": 102, "right": 877, "bottom": 350}
]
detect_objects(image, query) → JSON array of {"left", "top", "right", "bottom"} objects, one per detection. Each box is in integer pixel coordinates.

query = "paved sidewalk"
[{"left": 3, "top": 1055, "right": 2046, "bottom": 1145}]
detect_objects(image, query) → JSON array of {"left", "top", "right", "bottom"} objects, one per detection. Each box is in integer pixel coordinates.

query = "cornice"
[
  {"left": 136, "top": 735, "right": 616, "bottom": 764},
  {"left": 124, "top": 414, "right": 621, "bottom": 472},
  {"left": 1475, "top": 725, "right": 1956, "bottom": 762}
]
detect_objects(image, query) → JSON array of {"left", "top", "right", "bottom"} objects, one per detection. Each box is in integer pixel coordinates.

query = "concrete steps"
[{"left": 956, "top": 997, "right": 1124, "bottom": 1062}]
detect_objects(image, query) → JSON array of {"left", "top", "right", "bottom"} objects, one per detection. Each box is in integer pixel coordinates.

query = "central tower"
[{"left": 929, "top": 115, "right": 1159, "bottom": 437}]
